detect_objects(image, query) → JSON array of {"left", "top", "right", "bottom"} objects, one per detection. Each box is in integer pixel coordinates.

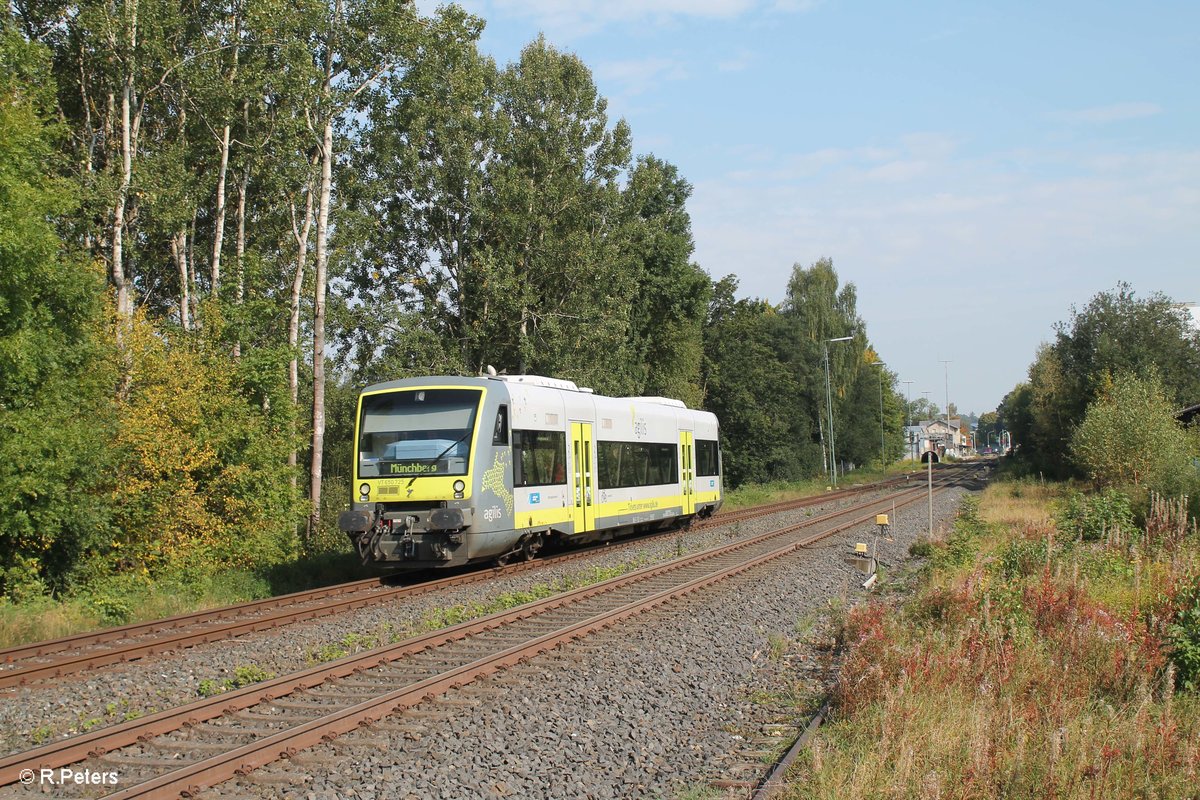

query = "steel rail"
[
  {"left": 0, "top": 470, "right": 925, "bottom": 688},
  {"left": 750, "top": 699, "right": 831, "bottom": 800},
  {"left": 109, "top": 520, "right": 888, "bottom": 800},
  {"left": 0, "top": 471, "right": 970, "bottom": 794},
  {"left": 105, "top": 477, "right": 964, "bottom": 800}
]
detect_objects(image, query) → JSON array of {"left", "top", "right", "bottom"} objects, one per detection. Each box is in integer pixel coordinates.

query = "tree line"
[
  {"left": 995, "top": 284, "right": 1200, "bottom": 501},
  {"left": 0, "top": 2, "right": 901, "bottom": 601}
]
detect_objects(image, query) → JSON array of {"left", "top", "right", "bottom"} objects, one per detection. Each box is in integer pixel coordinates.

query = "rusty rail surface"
[{"left": 0, "top": 467, "right": 977, "bottom": 798}]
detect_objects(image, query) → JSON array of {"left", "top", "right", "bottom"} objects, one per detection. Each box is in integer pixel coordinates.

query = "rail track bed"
[
  {"left": 0, "top": 474, "right": 913, "bottom": 692},
  {"left": 0, "top": 465, "right": 980, "bottom": 798}
]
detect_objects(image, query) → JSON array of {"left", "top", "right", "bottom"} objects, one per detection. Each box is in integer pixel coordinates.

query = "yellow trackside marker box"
[
  {"left": 875, "top": 514, "right": 889, "bottom": 526},
  {"left": 854, "top": 542, "right": 869, "bottom": 555}
]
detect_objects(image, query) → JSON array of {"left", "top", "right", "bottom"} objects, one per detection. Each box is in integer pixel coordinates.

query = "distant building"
[
  {"left": 903, "top": 425, "right": 926, "bottom": 460},
  {"left": 918, "top": 418, "right": 962, "bottom": 459}
]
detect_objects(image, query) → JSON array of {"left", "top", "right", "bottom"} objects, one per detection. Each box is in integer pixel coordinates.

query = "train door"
[
  {"left": 570, "top": 422, "right": 595, "bottom": 533},
  {"left": 679, "top": 430, "right": 695, "bottom": 515}
]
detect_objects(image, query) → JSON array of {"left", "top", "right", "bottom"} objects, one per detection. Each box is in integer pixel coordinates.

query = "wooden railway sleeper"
[
  {"left": 267, "top": 697, "right": 351, "bottom": 712},
  {"left": 204, "top": 719, "right": 292, "bottom": 738},
  {"left": 231, "top": 710, "right": 326, "bottom": 724},
  {"left": 97, "top": 753, "right": 197, "bottom": 768},
  {"left": 145, "top": 738, "right": 255, "bottom": 753}
]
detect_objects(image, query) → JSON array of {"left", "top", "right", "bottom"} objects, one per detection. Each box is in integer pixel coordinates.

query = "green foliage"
[
  {"left": 1007, "top": 285, "right": 1200, "bottom": 478},
  {"left": 702, "top": 260, "right": 900, "bottom": 487},
  {"left": 621, "top": 156, "right": 711, "bottom": 407},
  {"left": 1170, "top": 575, "right": 1200, "bottom": 692},
  {"left": 0, "top": 24, "right": 115, "bottom": 598},
  {"left": 1056, "top": 489, "right": 1134, "bottom": 542},
  {"left": 99, "top": 311, "right": 301, "bottom": 577},
  {"left": 1071, "top": 371, "right": 1198, "bottom": 495},
  {"left": 198, "top": 664, "right": 276, "bottom": 697},
  {"left": 929, "top": 496, "right": 988, "bottom": 570}
]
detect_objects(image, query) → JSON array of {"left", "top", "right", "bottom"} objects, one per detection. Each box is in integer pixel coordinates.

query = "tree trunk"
[
  {"left": 210, "top": 19, "right": 240, "bottom": 300},
  {"left": 233, "top": 164, "right": 248, "bottom": 359},
  {"left": 188, "top": 211, "right": 200, "bottom": 326},
  {"left": 172, "top": 229, "right": 191, "bottom": 330},
  {"left": 112, "top": 72, "right": 133, "bottom": 325},
  {"left": 307, "top": 119, "right": 334, "bottom": 544},
  {"left": 288, "top": 162, "right": 316, "bottom": 485},
  {"left": 211, "top": 122, "right": 231, "bottom": 297}
]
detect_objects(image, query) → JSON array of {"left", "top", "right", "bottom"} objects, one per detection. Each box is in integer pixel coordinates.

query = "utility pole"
[
  {"left": 824, "top": 336, "right": 853, "bottom": 485},
  {"left": 901, "top": 380, "right": 914, "bottom": 460},
  {"left": 921, "top": 391, "right": 932, "bottom": 461},
  {"left": 876, "top": 362, "right": 886, "bottom": 468}
]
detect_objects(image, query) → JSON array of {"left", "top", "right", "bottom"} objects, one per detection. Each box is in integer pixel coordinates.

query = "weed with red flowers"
[{"left": 782, "top": 483, "right": 1200, "bottom": 800}]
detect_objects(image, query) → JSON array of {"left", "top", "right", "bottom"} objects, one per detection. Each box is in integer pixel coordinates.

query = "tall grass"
[
  {"left": 0, "top": 549, "right": 363, "bottom": 649},
  {"left": 785, "top": 482, "right": 1200, "bottom": 800}
]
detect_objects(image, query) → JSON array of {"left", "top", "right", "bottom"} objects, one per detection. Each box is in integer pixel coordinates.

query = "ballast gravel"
[
  {"left": 194, "top": 484, "right": 970, "bottom": 800},
  {"left": 0, "top": 474, "right": 971, "bottom": 800},
  {"left": 0, "top": 480, "right": 915, "bottom": 757}
]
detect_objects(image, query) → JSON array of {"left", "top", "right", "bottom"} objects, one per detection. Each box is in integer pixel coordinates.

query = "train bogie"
[{"left": 338, "top": 375, "right": 722, "bottom": 569}]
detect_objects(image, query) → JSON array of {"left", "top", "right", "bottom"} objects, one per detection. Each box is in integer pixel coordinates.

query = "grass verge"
[
  {"left": 781, "top": 483, "right": 1200, "bottom": 799},
  {"left": 0, "top": 549, "right": 363, "bottom": 649}
]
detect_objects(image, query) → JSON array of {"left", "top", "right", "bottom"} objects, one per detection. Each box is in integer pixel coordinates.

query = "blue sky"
[{"left": 419, "top": 1, "right": 1199, "bottom": 415}]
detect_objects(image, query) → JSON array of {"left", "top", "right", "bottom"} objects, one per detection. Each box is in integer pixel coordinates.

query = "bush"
[
  {"left": 929, "top": 496, "right": 988, "bottom": 570},
  {"left": 1170, "top": 575, "right": 1200, "bottom": 691},
  {"left": 1071, "top": 370, "right": 1198, "bottom": 494},
  {"left": 1056, "top": 489, "right": 1134, "bottom": 542}
]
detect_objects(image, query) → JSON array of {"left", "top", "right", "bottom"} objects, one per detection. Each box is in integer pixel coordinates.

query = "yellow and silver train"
[{"left": 338, "top": 374, "right": 722, "bottom": 568}]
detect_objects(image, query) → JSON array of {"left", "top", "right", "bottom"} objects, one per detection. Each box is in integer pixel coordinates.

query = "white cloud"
[
  {"left": 471, "top": 0, "right": 814, "bottom": 38},
  {"left": 687, "top": 137, "right": 1200, "bottom": 412},
  {"left": 717, "top": 50, "right": 755, "bottom": 72},
  {"left": 595, "top": 57, "right": 689, "bottom": 96},
  {"left": 1054, "top": 102, "right": 1163, "bottom": 124}
]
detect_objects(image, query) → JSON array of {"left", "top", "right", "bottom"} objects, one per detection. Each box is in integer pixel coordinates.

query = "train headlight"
[
  {"left": 453, "top": 479, "right": 465, "bottom": 498},
  {"left": 359, "top": 483, "right": 370, "bottom": 501}
]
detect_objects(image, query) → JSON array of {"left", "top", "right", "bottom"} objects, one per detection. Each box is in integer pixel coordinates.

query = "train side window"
[
  {"left": 492, "top": 405, "right": 509, "bottom": 446},
  {"left": 696, "top": 439, "right": 720, "bottom": 477},
  {"left": 597, "top": 440, "right": 678, "bottom": 489},
  {"left": 513, "top": 429, "right": 566, "bottom": 487}
]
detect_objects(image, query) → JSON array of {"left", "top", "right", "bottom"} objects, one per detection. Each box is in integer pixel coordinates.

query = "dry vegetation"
[{"left": 783, "top": 481, "right": 1200, "bottom": 800}]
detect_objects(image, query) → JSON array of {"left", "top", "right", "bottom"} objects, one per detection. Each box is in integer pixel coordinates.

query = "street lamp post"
[
  {"left": 876, "top": 361, "right": 887, "bottom": 468},
  {"left": 824, "top": 336, "right": 853, "bottom": 486}
]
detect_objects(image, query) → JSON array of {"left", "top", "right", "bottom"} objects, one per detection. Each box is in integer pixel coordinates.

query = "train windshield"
[{"left": 357, "top": 388, "right": 482, "bottom": 478}]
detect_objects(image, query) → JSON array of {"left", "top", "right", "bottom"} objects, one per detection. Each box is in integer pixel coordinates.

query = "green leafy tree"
[
  {"left": 1071, "top": 371, "right": 1198, "bottom": 495},
  {"left": 621, "top": 155, "right": 710, "bottom": 407},
  {"left": 340, "top": 5, "right": 495, "bottom": 381},
  {"left": 1020, "top": 285, "right": 1200, "bottom": 477},
  {"left": 780, "top": 258, "right": 896, "bottom": 471},
  {"left": 0, "top": 24, "right": 115, "bottom": 597},
  {"left": 702, "top": 278, "right": 808, "bottom": 486},
  {"left": 478, "top": 36, "right": 635, "bottom": 392},
  {"left": 95, "top": 309, "right": 300, "bottom": 580}
]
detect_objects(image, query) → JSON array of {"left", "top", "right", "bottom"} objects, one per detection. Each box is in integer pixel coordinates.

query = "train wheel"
[{"left": 520, "top": 533, "right": 544, "bottom": 562}]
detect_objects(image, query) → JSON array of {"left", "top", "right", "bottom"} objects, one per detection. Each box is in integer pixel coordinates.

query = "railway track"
[
  {"left": 0, "top": 467, "right": 974, "bottom": 798},
  {"left": 0, "top": 471, "right": 917, "bottom": 690}
]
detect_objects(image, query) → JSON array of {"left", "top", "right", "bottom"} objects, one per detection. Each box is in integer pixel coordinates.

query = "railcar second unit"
[{"left": 337, "top": 374, "right": 722, "bottom": 569}]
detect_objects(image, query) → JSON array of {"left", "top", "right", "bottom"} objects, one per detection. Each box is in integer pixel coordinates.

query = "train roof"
[{"left": 358, "top": 375, "right": 709, "bottom": 415}]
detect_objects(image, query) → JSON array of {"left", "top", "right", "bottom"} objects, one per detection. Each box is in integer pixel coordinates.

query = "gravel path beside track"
[
  {"left": 195, "top": 485, "right": 968, "bottom": 800},
  {"left": 0, "top": 482, "right": 920, "bottom": 757}
]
